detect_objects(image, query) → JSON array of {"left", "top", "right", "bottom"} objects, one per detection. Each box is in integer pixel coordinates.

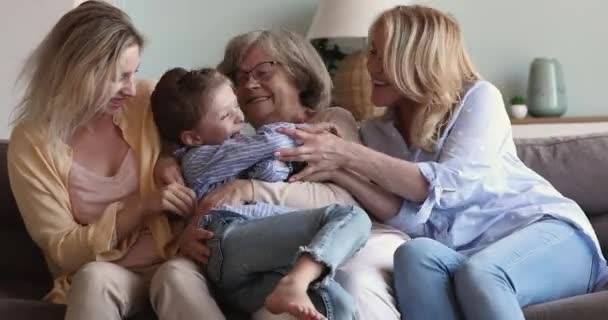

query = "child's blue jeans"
[{"left": 201, "top": 204, "right": 372, "bottom": 320}]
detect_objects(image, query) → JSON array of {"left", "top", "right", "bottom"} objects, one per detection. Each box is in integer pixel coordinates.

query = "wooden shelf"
[{"left": 510, "top": 116, "right": 608, "bottom": 125}]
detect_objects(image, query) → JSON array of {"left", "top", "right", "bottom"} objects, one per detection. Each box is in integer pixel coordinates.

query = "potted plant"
[{"left": 508, "top": 96, "right": 528, "bottom": 119}]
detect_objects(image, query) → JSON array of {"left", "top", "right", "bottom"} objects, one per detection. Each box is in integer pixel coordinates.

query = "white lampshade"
[{"left": 307, "top": 0, "right": 410, "bottom": 39}]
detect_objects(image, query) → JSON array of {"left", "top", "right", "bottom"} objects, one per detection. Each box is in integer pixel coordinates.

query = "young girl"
[{"left": 150, "top": 67, "right": 371, "bottom": 320}]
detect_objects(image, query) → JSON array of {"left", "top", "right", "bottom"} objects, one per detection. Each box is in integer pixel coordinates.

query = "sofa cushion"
[
  {"left": 515, "top": 132, "right": 608, "bottom": 215},
  {"left": 524, "top": 291, "right": 608, "bottom": 320},
  {"left": 0, "top": 299, "right": 65, "bottom": 320},
  {"left": 0, "top": 298, "right": 157, "bottom": 320},
  {"left": 589, "top": 214, "right": 608, "bottom": 256},
  {"left": 0, "top": 279, "right": 50, "bottom": 300}
]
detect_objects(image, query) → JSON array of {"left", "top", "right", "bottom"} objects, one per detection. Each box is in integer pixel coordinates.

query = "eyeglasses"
[{"left": 234, "top": 61, "right": 277, "bottom": 86}]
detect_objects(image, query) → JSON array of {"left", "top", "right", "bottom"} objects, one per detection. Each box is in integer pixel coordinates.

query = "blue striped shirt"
[{"left": 178, "top": 122, "right": 299, "bottom": 218}]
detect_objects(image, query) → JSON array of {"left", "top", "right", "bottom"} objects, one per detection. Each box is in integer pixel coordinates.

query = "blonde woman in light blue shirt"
[{"left": 276, "top": 5, "right": 608, "bottom": 320}]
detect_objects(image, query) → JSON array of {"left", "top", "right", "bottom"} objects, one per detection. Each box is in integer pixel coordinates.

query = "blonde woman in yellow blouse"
[{"left": 7, "top": 2, "right": 215, "bottom": 319}]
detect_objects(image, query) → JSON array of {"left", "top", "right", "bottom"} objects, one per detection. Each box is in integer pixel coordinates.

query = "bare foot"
[
  {"left": 265, "top": 276, "right": 326, "bottom": 320},
  {"left": 287, "top": 304, "right": 326, "bottom": 320}
]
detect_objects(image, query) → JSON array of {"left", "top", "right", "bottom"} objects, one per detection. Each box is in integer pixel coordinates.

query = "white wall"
[
  {"left": 0, "top": 0, "right": 74, "bottom": 139},
  {"left": 126, "top": 0, "right": 608, "bottom": 118},
  {"left": 2, "top": 0, "right": 607, "bottom": 138},
  {"left": 123, "top": 0, "right": 318, "bottom": 79},
  {"left": 420, "top": 0, "right": 608, "bottom": 116}
]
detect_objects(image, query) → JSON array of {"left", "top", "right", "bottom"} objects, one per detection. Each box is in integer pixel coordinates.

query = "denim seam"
[
  {"left": 318, "top": 288, "right": 334, "bottom": 320},
  {"left": 501, "top": 224, "right": 576, "bottom": 273},
  {"left": 586, "top": 246, "right": 599, "bottom": 292}
]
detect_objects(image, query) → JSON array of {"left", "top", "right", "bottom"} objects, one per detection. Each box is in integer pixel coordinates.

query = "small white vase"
[{"left": 509, "top": 104, "right": 528, "bottom": 119}]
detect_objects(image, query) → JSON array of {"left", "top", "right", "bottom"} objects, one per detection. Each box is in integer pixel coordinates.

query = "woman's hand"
[
  {"left": 144, "top": 182, "right": 196, "bottom": 218},
  {"left": 304, "top": 122, "right": 339, "bottom": 136},
  {"left": 275, "top": 126, "right": 353, "bottom": 182},
  {"left": 117, "top": 182, "right": 196, "bottom": 242},
  {"left": 196, "top": 179, "right": 254, "bottom": 215},
  {"left": 178, "top": 215, "right": 214, "bottom": 265},
  {"left": 155, "top": 156, "right": 185, "bottom": 186}
]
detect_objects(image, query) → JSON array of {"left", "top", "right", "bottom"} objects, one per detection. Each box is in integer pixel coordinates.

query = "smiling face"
[
  {"left": 106, "top": 45, "right": 140, "bottom": 112},
  {"left": 180, "top": 81, "right": 245, "bottom": 146},
  {"left": 234, "top": 45, "right": 305, "bottom": 128},
  {"left": 367, "top": 24, "right": 406, "bottom": 109}
]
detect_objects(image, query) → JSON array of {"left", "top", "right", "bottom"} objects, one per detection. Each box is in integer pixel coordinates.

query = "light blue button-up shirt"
[{"left": 361, "top": 81, "right": 608, "bottom": 289}]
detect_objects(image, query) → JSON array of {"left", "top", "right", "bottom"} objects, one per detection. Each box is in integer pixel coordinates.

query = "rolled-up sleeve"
[{"left": 387, "top": 82, "right": 511, "bottom": 231}]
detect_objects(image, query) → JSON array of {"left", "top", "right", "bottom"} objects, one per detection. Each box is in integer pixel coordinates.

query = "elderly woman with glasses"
[{"left": 154, "top": 29, "right": 409, "bottom": 320}]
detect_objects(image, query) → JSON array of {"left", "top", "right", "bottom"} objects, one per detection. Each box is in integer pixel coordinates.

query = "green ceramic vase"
[{"left": 527, "top": 58, "right": 567, "bottom": 117}]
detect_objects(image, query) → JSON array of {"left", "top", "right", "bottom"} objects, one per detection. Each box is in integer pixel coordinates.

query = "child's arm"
[
  {"left": 247, "top": 160, "right": 292, "bottom": 182},
  {"left": 182, "top": 124, "right": 298, "bottom": 198}
]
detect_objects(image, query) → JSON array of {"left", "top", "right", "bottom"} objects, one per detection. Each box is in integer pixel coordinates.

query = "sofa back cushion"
[
  {"left": 515, "top": 132, "right": 608, "bottom": 215},
  {"left": 515, "top": 132, "right": 608, "bottom": 254},
  {"left": 0, "top": 141, "right": 51, "bottom": 281}
]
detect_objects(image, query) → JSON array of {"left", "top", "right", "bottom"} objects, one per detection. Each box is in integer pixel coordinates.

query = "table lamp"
[{"left": 307, "top": 0, "right": 408, "bottom": 120}]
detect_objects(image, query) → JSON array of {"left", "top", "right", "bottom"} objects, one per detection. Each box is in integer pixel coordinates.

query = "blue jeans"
[
  {"left": 393, "top": 219, "right": 597, "bottom": 320},
  {"left": 202, "top": 204, "right": 371, "bottom": 320}
]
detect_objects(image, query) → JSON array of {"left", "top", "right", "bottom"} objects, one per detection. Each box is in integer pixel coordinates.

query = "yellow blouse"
[{"left": 7, "top": 80, "right": 177, "bottom": 304}]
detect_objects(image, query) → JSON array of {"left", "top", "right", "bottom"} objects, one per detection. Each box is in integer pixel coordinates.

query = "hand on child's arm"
[
  {"left": 196, "top": 179, "right": 254, "bottom": 215},
  {"left": 115, "top": 182, "right": 195, "bottom": 242}
]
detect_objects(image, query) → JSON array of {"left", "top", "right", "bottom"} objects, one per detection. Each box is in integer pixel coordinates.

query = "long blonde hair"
[
  {"left": 371, "top": 5, "right": 480, "bottom": 151},
  {"left": 12, "top": 0, "right": 144, "bottom": 143},
  {"left": 217, "top": 29, "right": 332, "bottom": 111}
]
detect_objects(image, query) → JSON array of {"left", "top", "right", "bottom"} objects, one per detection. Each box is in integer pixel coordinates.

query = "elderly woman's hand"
[
  {"left": 155, "top": 156, "right": 185, "bottom": 186},
  {"left": 196, "top": 179, "right": 254, "bottom": 215},
  {"left": 275, "top": 126, "right": 352, "bottom": 182},
  {"left": 178, "top": 215, "right": 214, "bottom": 265}
]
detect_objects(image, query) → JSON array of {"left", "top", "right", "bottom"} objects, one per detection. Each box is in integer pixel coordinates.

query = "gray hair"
[{"left": 217, "top": 29, "right": 332, "bottom": 111}]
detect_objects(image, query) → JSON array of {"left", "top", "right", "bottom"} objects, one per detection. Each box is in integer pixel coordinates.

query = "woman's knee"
[
  {"left": 394, "top": 238, "right": 442, "bottom": 268},
  {"left": 71, "top": 261, "right": 123, "bottom": 291},
  {"left": 151, "top": 257, "right": 211, "bottom": 290},
  {"left": 454, "top": 259, "right": 511, "bottom": 295},
  {"left": 67, "top": 261, "right": 136, "bottom": 316},
  {"left": 150, "top": 258, "right": 226, "bottom": 319}
]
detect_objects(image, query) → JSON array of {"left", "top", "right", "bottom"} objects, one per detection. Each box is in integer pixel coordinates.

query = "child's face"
[{"left": 181, "top": 82, "right": 245, "bottom": 146}]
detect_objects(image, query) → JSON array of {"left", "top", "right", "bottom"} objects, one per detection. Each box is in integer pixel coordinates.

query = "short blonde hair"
[
  {"left": 371, "top": 5, "right": 480, "bottom": 151},
  {"left": 217, "top": 29, "right": 331, "bottom": 111},
  {"left": 13, "top": 0, "right": 144, "bottom": 143}
]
